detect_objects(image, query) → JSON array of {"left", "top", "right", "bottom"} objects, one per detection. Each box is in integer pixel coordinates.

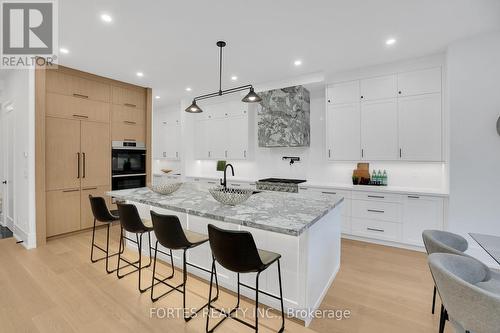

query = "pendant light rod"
[{"left": 185, "top": 40, "right": 262, "bottom": 113}]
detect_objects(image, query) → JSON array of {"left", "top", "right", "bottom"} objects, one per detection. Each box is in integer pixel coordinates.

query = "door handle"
[
  {"left": 82, "top": 187, "right": 97, "bottom": 191},
  {"left": 2, "top": 180, "right": 6, "bottom": 184},
  {"left": 77, "top": 152, "right": 80, "bottom": 178},
  {"left": 367, "top": 227, "right": 384, "bottom": 232},
  {"left": 82, "top": 152, "right": 86, "bottom": 178},
  {"left": 73, "top": 93, "right": 89, "bottom": 99},
  {"left": 322, "top": 191, "right": 337, "bottom": 195},
  {"left": 72, "top": 114, "right": 89, "bottom": 119},
  {"left": 124, "top": 121, "right": 137, "bottom": 125},
  {"left": 63, "top": 189, "right": 80, "bottom": 193},
  {"left": 124, "top": 103, "right": 137, "bottom": 108},
  {"left": 367, "top": 209, "right": 385, "bottom": 213}
]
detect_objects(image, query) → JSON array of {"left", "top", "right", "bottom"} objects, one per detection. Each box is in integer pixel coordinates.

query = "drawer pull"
[
  {"left": 367, "top": 209, "right": 385, "bottom": 213},
  {"left": 124, "top": 103, "right": 137, "bottom": 108},
  {"left": 299, "top": 187, "right": 308, "bottom": 190},
  {"left": 123, "top": 138, "right": 136, "bottom": 141},
  {"left": 73, "top": 93, "right": 89, "bottom": 99},
  {"left": 124, "top": 120, "right": 137, "bottom": 125},
  {"left": 367, "top": 227, "right": 384, "bottom": 232},
  {"left": 72, "top": 114, "right": 89, "bottom": 119},
  {"left": 63, "top": 189, "right": 80, "bottom": 193},
  {"left": 82, "top": 187, "right": 98, "bottom": 191},
  {"left": 367, "top": 195, "right": 385, "bottom": 199},
  {"left": 230, "top": 183, "right": 241, "bottom": 187},
  {"left": 207, "top": 181, "right": 217, "bottom": 184},
  {"left": 408, "top": 195, "right": 420, "bottom": 199},
  {"left": 322, "top": 191, "right": 337, "bottom": 195}
]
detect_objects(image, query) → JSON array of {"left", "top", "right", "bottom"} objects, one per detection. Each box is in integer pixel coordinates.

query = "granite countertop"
[{"left": 108, "top": 183, "right": 343, "bottom": 236}]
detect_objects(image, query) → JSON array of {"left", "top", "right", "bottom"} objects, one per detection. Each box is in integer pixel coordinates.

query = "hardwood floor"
[{"left": 0, "top": 226, "right": 452, "bottom": 332}]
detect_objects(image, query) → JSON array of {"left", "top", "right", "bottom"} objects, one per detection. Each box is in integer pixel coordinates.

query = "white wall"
[
  {"left": 1, "top": 69, "right": 36, "bottom": 248},
  {"left": 181, "top": 56, "right": 447, "bottom": 191},
  {"left": 447, "top": 30, "right": 500, "bottom": 241}
]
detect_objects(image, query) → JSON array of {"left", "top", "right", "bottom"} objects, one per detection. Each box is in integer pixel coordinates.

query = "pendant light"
[{"left": 184, "top": 41, "right": 261, "bottom": 113}]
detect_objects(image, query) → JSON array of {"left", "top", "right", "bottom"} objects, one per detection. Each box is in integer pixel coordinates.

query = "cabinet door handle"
[
  {"left": 72, "top": 114, "right": 89, "bottom": 119},
  {"left": 367, "top": 227, "right": 384, "bottom": 232},
  {"left": 322, "top": 191, "right": 337, "bottom": 195},
  {"left": 82, "top": 152, "right": 86, "bottom": 178},
  {"left": 367, "top": 195, "right": 385, "bottom": 199},
  {"left": 243, "top": 150, "right": 246, "bottom": 158},
  {"left": 399, "top": 148, "right": 402, "bottom": 158},
  {"left": 361, "top": 149, "right": 364, "bottom": 158},
  {"left": 328, "top": 149, "right": 331, "bottom": 158},
  {"left": 124, "top": 120, "right": 137, "bottom": 125},
  {"left": 82, "top": 187, "right": 97, "bottom": 191},
  {"left": 63, "top": 188, "right": 80, "bottom": 193},
  {"left": 367, "top": 209, "right": 385, "bottom": 213},
  {"left": 225, "top": 150, "right": 228, "bottom": 158},
  {"left": 408, "top": 195, "right": 420, "bottom": 199},
  {"left": 208, "top": 151, "right": 211, "bottom": 158},
  {"left": 124, "top": 103, "right": 137, "bottom": 108},
  {"left": 73, "top": 93, "right": 89, "bottom": 99},
  {"left": 231, "top": 183, "right": 241, "bottom": 187},
  {"left": 299, "top": 187, "right": 308, "bottom": 190},
  {"left": 207, "top": 181, "right": 217, "bottom": 184},
  {"left": 77, "top": 152, "right": 80, "bottom": 178},
  {"left": 124, "top": 138, "right": 136, "bottom": 141},
  {"left": 176, "top": 152, "right": 179, "bottom": 158}
]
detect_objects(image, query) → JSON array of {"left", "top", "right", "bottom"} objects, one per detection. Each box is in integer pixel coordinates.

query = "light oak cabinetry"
[
  {"left": 39, "top": 66, "right": 151, "bottom": 240},
  {"left": 326, "top": 67, "right": 443, "bottom": 161}
]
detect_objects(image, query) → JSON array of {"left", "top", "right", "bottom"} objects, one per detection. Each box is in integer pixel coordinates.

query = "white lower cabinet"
[
  {"left": 402, "top": 195, "right": 444, "bottom": 246},
  {"left": 351, "top": 218, "right": 402, "bottom": 242}
]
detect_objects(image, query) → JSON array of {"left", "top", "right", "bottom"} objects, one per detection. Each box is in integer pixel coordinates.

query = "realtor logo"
[{"left": 1, "top": 0, "right": 58, "bottom": 68}]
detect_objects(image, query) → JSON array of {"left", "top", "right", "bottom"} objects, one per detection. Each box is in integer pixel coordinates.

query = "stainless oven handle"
[{"left": 112, "top": 173, "right": 147, "bottom": 178}]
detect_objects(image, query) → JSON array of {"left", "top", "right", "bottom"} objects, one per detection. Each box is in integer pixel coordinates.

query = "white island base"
[{"left": 128, "top": 202, "right": 342, "bottom": 326}]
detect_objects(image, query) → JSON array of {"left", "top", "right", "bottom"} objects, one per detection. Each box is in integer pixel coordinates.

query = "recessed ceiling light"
[
  {"left": 294, "top": 59, "right": 302, "bottom": 66},
  {"left": 59, "top": 47, "right": 69, "bottom": 54},
  {"left": 155, "top": 96, "right": 160, "bottom": 99},
  {"left": 100, "top": 14, "right": 113, "bottom": 23},
  {"left": 385, "top": 38, "right": 396, "bottom": 46},
  {"left": 231, "top": 75, "right": 238, "bottom": 81},
  {"left": 136, "top": 72, "right": 144, "bottom": 77},
  {"left": 185, "top": 87, "right": 192, "bottom": 92}
]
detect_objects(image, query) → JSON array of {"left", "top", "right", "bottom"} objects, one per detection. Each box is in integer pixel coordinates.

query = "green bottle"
[
  {"left": 383, "top": 170, "right": 388, "bottom": 186},
  {"left": 377, "top": 170, "right": 382, "bottom": 185}
]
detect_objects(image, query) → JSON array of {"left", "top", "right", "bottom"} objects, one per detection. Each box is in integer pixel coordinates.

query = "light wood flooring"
[{"left": 0, "top": 225, "right": 452, "bottom": 332}]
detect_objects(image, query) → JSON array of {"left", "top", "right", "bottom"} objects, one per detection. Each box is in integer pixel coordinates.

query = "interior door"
[
  {"left": 361, "top": 99, "right": 399, "bottom": 160},
  {"left": 1, "top": 106, "right": 14, "bottom": 228},
  {"left": 327, "top": 104, "right": 361, "bottom": 160},
  {"left": 81, "top": 121, "right": 110, "bottom": 187},
  {"left": 46, "top": 117, "right": 81, "bottom": 190}
]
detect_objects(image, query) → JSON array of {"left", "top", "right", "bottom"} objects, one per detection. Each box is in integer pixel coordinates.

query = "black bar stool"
[
  {"left": 88, "top": 195, "right": 123, "bottom": 274},
  {"left": 206, "top": 224, "right": 285, "bottom": 333},
  {"left": 116, "top": 202, "right": 155, "bottom": 293},
  {"left": 150, "top": 211, "right": 220, "bottom": 322}
]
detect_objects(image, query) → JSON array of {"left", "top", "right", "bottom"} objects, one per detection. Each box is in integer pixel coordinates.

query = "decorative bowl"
[
  {"left": 151, "top": 182, "right": 182, "bottom": 195},
  {"left": 209, "top": 186, "right": 254, "bottom": 206}
]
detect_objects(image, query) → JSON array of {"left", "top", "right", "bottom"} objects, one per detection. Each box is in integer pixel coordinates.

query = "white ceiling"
[{"left": 58, "top": 0, "right": 500, "bottom": 106}]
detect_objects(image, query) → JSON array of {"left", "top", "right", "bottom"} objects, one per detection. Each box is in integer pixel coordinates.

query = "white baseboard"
[{"left": 341, "top": 234, "right": 426, "bottom": 253}]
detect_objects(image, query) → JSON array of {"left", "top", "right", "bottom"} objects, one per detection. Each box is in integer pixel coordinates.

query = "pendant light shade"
[
  {"left": 241, "top": 87, "right": 262, "bottom": 103},
  {"left": 185, "top": 100, "right": 203, "bottom": 113}
]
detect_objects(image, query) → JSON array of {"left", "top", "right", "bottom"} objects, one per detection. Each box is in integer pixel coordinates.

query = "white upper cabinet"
[
  {"left": 361, "top": 99, "right": 399, "bottom": 160},
  {"left": 153, "top": 111, "right": 181, "bottom": 160},
  {"left": 194, "top": 101, "right": 249, "bottom": 160},
  {"left": 397, "top": 67, "right": 441, "bottom": 97},
  {"left": 327, "top": 104, "right": 361, "bottom": 160},
  {"left": 327, "top": 81, "right": 360, "bottom": 105},
  {"left": 360, "top": 75, "right": 397, "bottom": 101},
  {"left": 398, "top": 93, "right": 442, "bottom": 161}
]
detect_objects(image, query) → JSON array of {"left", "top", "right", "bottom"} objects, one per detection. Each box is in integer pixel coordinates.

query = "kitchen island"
[{"left": 108, "top": 182, "right": 343, "bottom": 325}]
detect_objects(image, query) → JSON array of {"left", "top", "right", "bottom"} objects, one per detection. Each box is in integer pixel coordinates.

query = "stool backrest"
[
  {"left": 117, "top": 202, "right": 146, "bottom": 233},
  {"left": 422, "top": 230, "right": 468, "bottom": 256},
  {"left": 88, "top": 195, "right": 115, "bottom": 223},
  {"left": 428, "top": 253, "right": 500, "bottom": 333},
  {"left": 150, "top": 211, "right": 190, "bottom": 249},
  {"left": 207, "top": 224, "right": 263, "bottom": 273}
]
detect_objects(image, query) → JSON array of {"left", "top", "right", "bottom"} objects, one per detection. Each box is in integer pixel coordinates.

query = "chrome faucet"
[{"left": 220, "top": 163, "right": 235, "bottom": 189}]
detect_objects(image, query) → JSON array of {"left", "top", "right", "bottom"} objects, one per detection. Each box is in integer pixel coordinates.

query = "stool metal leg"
[
  {"left": 90, "top": 219, "right": 123, "bottom": 274},
  {"left": 255, "top": 271, "right": 261, "bottom": 333},
  {"left": 277, "top": 259, "right": 285, "bottom": 333},
  {"left": 150, "top": 241, "right": 177, "bottom": 302},
  {"left": 432, "top": 286, "right": 437, "bottom": 314}
]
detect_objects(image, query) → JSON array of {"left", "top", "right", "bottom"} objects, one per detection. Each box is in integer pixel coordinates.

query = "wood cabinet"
[
  {"left": 46, "top": 71, "right": 110, "bottom": 102},
  {"left": 327, "top": 104, "right": 360, "bottom": 161},
  {"left": 398, "top": 93, "right": 442, "bottom": 161},
  {"left": 112, "top": 86, "right": 146, "bottom": 109},
  {"left": 360, "top": 99, "right": 399, "bottom": 160},
  {"left": 112, "top": 104, "right": 145, "bottom": 125},
  {"left": 81, "top": 121, "right": 110, "bottom": 187},
  {"left": 46, "top": 117, "right": 81, "bottom": 191},
  {"left": 111, "top": 121, "right": 146, "bottom": 142},
  {"left": 326, "top": 67, "right": 442, "bottom": 162},
  {"left": 80, "top": 185, "right": 112, "bottom": 230},
  {"left": 46, "top": 188, "right": 81, "bottom": 237},
  {"left": 46, "top": 93, "right": 110, "bottom": 123}
]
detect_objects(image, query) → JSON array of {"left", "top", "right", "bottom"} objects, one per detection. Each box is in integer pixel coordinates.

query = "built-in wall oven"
[{"left": 112, "top": 141, "right": 146, "bottom": 190}]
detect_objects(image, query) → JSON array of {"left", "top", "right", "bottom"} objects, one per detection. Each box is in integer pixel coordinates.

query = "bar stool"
[
  {"left": 88, "top": 195, "right": 123, "bottom": 274},
  {"left": 150, "top": 211, "right": 220, "bottom": 322},
  {"left": 205, "top": 224, "right": 285, "bottom": 333},
  {"left": 116, "top": 202, "right": 154, "bottom": 293}
]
